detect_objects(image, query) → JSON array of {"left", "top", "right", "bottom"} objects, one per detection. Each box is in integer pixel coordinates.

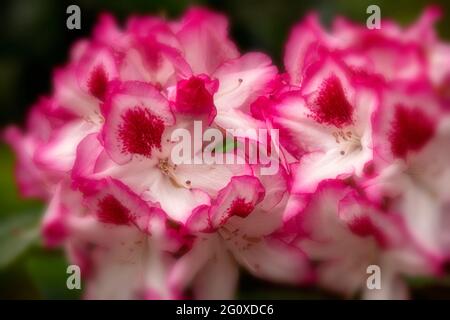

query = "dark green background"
[{"left": 0, "top": 0, "right": 449, "bottom": 299}]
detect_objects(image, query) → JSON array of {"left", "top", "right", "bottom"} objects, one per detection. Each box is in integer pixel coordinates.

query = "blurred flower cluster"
[{"left": 4, "top": 6, "right": 450, "bottom": 299}]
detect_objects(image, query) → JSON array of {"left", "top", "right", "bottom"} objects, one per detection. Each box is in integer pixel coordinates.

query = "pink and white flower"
[
  {"left": 170, "top": 172, "right": 310, "bottom": 299},
  {"left": 364, "top": 86, "right": 450, "bottom": 259},
  {"left": 42, "top": 179, "right": 179, "bottom": 299},
  {"left": 292, "top": 180, "right": 439, "bottom": 299},
  {"left": 257, "top": 50, "right": 379, "bottom": 193},
  {"left": 4, "top": 5, "right": 450, "bottom": 300}
]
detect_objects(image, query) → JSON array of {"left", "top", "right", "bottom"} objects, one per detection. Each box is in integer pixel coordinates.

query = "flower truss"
[{"left": 4, "top": 6, "right": 450, "bottom": 299}]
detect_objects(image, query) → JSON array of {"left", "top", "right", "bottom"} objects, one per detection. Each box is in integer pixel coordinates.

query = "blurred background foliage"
[{"left": 0, "top": 0, "right": 449, "bottom": 299}]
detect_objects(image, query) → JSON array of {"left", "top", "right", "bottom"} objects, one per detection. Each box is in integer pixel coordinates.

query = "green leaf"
[
  {"left": 0, "top": 212, "right": 40, "bottom": 269},
  {"left": 26, "top": 250, "right": 82, "bottom": 299},
  {"left": 216, "top": 139, "right": 238, "bottom": 153},
  {"left": 407, "top": 275, "right": 450, "bottom": 288},
  {"left": 0, "top": 146, "right": 43, "bottom": 218}
]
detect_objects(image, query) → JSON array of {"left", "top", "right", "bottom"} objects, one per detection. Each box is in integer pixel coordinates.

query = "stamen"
[
  {"left": 333, "top": 132, "right": 340, "bottom": 143},
  {"left": 216, "top": 78, "right": 243, "bottom": 98},
  {"left": 219, "top": 226, "right": 233, "bottom": 241},
  {"left": 334, "top": 130, "right": 362, "bottom": 156},
  {"left": 242, "top": 234, "right": 260, "bottom": 243},
  {"left": 158, "top": 158, "right": 191, "bottom": 189}
]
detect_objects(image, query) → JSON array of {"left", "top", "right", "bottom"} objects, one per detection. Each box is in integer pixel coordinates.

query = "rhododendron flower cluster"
[{"left": 4, "top": 6, "right": 450, "bottom": 299}]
